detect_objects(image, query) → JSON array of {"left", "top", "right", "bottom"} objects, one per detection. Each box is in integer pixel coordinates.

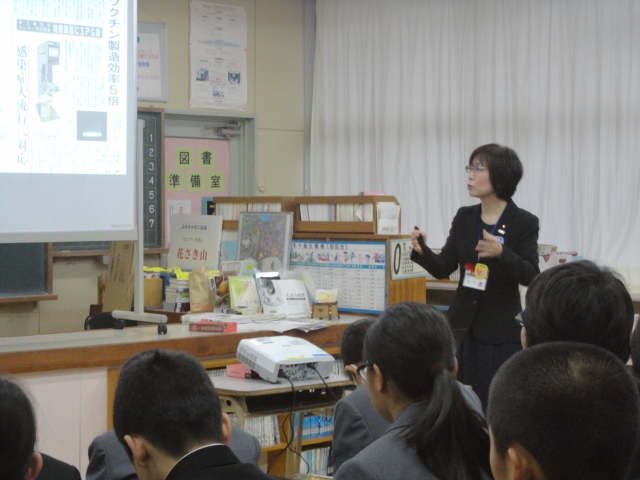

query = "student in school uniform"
[
  {"left": 334, "top": 302, "right": 492, "bottom": 480},
  {"left": 517, "top": 259, "right": 640, "bottom": 479},
  {"left": 86, "top": 424, "right": 262, "bottom": 480},
  {"left": 488, "top": 342, "right": 640, "bottom": 480},
  {"left": 331, "top": 317, "right": 390, "bottom": 472},
  {"left": 112, "top": 349, "right": 281, "bottom": 480}
]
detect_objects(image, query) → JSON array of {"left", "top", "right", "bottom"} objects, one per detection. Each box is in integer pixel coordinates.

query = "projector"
[{"left": 236, "top": 336, "right": 335, "bottom": 384}]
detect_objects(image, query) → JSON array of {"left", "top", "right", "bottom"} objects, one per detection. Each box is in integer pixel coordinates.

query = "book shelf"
[
  {"left": 295, "top": 195, "right": 401, "bottom": 234},
  {"left": 210, "top": 195, "right": 400, "bottom": 236},
  {"left": 209, "top": 196, "right": 297, "bottom": 230}
]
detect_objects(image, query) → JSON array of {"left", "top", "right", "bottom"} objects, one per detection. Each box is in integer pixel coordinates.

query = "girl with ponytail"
[{"left": 333, "top": 302, "right": 492, "bottom": 480}]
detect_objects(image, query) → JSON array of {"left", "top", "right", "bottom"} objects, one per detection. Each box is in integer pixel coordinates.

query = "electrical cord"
[
  {"left": 308, "top": 364, "right": 340, "bottom": 403},
  {"left": 266, "top": 370, "right": 310, "bottom": 474}
]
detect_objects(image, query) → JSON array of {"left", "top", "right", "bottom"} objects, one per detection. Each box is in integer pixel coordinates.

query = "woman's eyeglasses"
[{"left": 465, "top": 164, "right": 486, "bottom": 174}]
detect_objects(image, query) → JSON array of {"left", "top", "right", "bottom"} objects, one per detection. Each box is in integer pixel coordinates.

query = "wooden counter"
[{"left": 0, "top": 319, "right": 356, "bottom": 375}]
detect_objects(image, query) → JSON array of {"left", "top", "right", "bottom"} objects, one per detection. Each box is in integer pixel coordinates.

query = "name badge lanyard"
[
  {"left": 476, "top": 211, "right": 504, "bottom": 261},
  {"left": 473, "top": 211, "right": 504, "bottom": 281}
]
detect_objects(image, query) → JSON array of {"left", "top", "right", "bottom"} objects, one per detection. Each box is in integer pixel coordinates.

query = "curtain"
[{"left": 311, "top": 0, "right": 640, "bottom": 282}]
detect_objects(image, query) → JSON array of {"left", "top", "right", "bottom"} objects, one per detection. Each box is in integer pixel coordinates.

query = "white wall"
[{"left": 18, "top": 369, "right": 108, "bottom": 477}]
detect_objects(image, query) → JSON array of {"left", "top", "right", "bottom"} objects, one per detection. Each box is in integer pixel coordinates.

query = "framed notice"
[
  {"left": 164, "top": 137, "right": 230, "bottom": 245},
  {"left": 137, "top": 22, "right": 168, "bottom": 102},
  {"left": 290, "top": 240, "right": 387, "bottom": 314}
]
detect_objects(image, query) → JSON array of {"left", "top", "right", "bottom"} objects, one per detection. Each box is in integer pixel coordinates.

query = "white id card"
[{"left": 463, "top": 269, "right": 487, "bottom": 291}]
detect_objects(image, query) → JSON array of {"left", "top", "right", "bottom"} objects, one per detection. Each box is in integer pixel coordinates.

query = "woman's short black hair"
[
  {"left": 469, "top": 143, "right": 523, "bottom": 200},
  {"left": 0, "top": 377, "right": 37, "bottom": 480}
]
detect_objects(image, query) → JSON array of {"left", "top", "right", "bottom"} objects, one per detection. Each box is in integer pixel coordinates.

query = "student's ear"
[
  {"left": 345, "top": 364, "right": 363, "bottom": 386},
  {"left": 506, "top": 444, "right": 540, "bottom": 480},
  {"left": 125, "top": 434, "right": 151, "bottom": 469},
  {"left": 371, "top": 364, "right": 386, "bottom": 392},
  {"left": 24, "top": 452, "right": 43, "bottom": 480},
  {"left": 221, "top": 413, "right": 232, "bottom": 446},
  {"left": 521, "top": 327, "right": 528, "bottom": 349}
]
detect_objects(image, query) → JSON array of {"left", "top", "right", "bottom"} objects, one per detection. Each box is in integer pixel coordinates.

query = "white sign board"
[
  {"left": 168, "top": 214, "right": 223, "bottom": 271},
  {"left": 390, "top": 239, "right": 427, "bottom": 280}
]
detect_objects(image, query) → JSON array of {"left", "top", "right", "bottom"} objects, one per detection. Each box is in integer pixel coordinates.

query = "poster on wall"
[
  {"left": 164, "top": 136, "right": 230, "bottom": 244},
  {"left": 189, "top": 1, "right": 247, "bottom": 111},
  {"left": 137, "top": 22, "right": 168, "bottom": 102}
]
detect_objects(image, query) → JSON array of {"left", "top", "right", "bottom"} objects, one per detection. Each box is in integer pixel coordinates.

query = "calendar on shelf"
[{"left": 290, "top": 240, "right": 386, "bottom": 314}]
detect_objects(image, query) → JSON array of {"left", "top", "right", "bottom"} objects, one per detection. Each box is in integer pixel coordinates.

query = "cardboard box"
[
  {"left": 226, "top": 363, "right": 259, "bottom": 379},
  {"left": 537, "top": 244, "right": 557, "bottom": 256},
  {"left": 144, "top": 277, "right": 164, "bottom": 307},
  {"left": 102, "top": 241, "right": 135, "bottom": 312}
]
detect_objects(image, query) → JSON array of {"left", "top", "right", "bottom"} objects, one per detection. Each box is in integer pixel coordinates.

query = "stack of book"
[
  {"left": 299, "top": 203, "right": 375, "bottom": 222},
  {"left": 163, "top": 277, "right": 190, "bottom": 312},
  {"left": 299, "top": 203, "right": 335, "bottom": 221},
  {"left": 292, "top": 412, "right": 334, "bottom": 440},
  {"left": 214, "top": 202, "right": 283, "bottom": 220},
  {"left": 226, "top": 413, "right": 281, "bottom": 447},
  {"left": 298, "top": 446, "right": 331, "bottom": 476},
  {"left": 207, "top": 369, "right": 281, "bottom": 447}
]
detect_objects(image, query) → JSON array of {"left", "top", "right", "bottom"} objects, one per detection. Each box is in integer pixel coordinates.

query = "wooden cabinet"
[
  {"left": 208, "top": 196, "right": 297, "bottom": 230},
  {"left": 295, "top": 195, "right": 401, "bottom": 234}
]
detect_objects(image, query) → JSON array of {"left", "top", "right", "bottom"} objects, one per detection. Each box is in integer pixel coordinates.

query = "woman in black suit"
[{"left": 411, "top": 144, "right": 539, "bottom": 409}]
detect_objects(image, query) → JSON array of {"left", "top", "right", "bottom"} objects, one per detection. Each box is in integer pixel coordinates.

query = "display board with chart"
[{"left": 290, "top": 240, "right": 386, "bottom": 314}]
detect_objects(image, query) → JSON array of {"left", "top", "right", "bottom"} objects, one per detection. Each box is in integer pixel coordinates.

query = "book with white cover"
[
  {"left": 168, "top": 214, "right": 224, "bottom": 270},
  {"left": 259, "top": 278, "right": 311, "bottom": 318},
  {"left": 376, "top": 202, "right": 401, "bottom": 234}
]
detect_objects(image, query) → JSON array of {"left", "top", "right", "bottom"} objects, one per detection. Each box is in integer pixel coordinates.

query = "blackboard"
[{"left": 0, "top": 243, "right": 49, "bottom": 297}]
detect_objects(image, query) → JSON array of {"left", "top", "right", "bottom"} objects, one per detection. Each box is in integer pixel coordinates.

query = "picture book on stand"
[
  {"left": 228, "top": 275, "right": 262, "bottom": 312},
  {"left": 168, "top": 214, "right": 224, "bottom": 271},
  {"left": 237, "top": 212, "right": 293, "bottom": 271},
  {"left": 259, "top": 278, "right": 311, "bottom": 318}
]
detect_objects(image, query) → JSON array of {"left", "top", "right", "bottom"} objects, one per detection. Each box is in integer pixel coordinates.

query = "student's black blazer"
[
  {"left": 166, "top": 445, "right": 282, "bottom": 480},
  {"left": 411, "top": 200, "right": 539, "bottom": 344}
]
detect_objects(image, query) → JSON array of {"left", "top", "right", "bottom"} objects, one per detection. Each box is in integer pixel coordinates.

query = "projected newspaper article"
[{"left": 0, "top": 0, "right": 129, "bottom": 175}]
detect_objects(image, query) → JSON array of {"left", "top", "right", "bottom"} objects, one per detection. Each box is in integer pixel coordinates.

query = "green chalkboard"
[{"left": 0, "top": 243, "right": 49, "bottom": 297}]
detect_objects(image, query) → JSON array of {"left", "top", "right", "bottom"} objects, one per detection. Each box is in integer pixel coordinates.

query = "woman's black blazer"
[{"left": 411, "top": 200, "right": 539, "bottom": 344}]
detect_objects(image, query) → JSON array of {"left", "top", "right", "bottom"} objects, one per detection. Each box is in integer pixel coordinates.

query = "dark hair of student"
[
  {"left": 469, "top": 143, "right": 523, "bottom": 200},
  {"left": 340, "top": 317, "right": 377, "bottom": 367},
  {"left": 113, "top": 349, "right": 223, "bottom": 458},
  {"left": 488, "top": 342, "right": 640, "bottom": 480},
  {"left": 362, "top": 302, "right": 491, "bottom": 479},
  {"left": 631, "top": 323, "right": 640, "bottom": 376},
  {"left": 522, "top": 260, "right": 634, "bottom": 362},
  {"left": 0, "top": 377, "right": 37, "bottom": 480}
]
